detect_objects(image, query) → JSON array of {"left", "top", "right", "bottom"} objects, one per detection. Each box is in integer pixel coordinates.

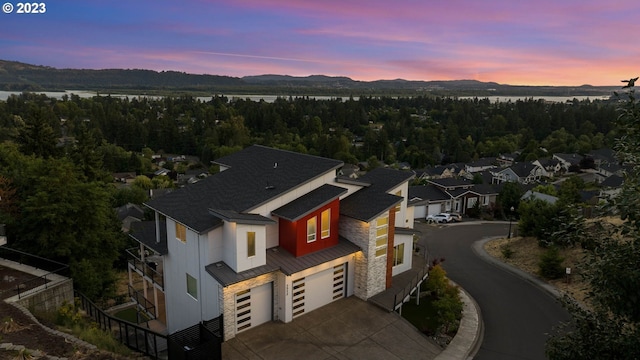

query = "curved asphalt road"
[{"left": 418, "top": 222, "right": 570, "bottom": 360}]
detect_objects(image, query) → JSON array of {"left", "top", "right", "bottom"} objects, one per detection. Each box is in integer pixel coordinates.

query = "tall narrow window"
[
  {"left": 186, "top": 273, "right": 197, "bottom": 299},
  {"left": 247, "top": 232, "right": 256, "bottom": 257},
  {"left": 175, "top": 222, "right": 186, "bottom": 243},
  {"left": 393, "top": 243, "right": 404, "bottom": 266},
  {"left": 321, "top": 209, "right": 330, "bottom": 239},
  {"left": 307, "top": 217, "right": 317, "bottom": 243},
  {"left": 375, "top": 215, "right": 388, "bottom": 257}
]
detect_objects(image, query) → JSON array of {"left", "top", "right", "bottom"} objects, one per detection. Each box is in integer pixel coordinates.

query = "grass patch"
[
  {"left": 400, "top": 297, "right": 442, "bottom": 335},
  {"left": 113, "top": 307, "right": 150, "bottom": 324}
]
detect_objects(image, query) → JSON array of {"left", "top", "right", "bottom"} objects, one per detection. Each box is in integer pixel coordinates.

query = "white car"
[{"left": 426, "top": 213, "right": 452, "bottom": 223}]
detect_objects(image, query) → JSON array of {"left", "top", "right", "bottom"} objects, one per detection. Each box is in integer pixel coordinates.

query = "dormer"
[{"left": 208, "top": 209, "right": 275, "bottom": 273}]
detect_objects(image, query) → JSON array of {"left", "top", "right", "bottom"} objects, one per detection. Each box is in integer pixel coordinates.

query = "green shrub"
[
  {"left": 500, "top": 243, "right": 514, "bottom": 259},
  {"left": 539, "top": 247, "right": 565, "bottom": 279}
]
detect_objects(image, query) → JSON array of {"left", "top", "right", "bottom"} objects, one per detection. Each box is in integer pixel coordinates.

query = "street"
[{"left": 417, "top": 222, "right": 571, "bottom": 360}]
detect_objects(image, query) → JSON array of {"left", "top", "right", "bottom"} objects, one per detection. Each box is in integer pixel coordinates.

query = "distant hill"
[{"left": 0, "top": 59, "right": 619, "bottom": 97}]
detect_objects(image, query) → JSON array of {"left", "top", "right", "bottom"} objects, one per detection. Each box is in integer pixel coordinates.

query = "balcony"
[{"left": 126, "top": 247, "right": 164, "bottom": 290}]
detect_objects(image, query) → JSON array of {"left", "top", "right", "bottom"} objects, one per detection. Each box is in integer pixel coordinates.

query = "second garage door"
[{"left": 292, "top": 263, "right": 346, "bottom": 319}]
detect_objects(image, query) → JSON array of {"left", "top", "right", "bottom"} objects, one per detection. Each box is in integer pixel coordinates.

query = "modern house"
[{"left": 127, "top": 145, "right": 418, "bottom": 340}]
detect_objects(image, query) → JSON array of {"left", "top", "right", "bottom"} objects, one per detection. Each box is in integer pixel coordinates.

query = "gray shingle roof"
[
  {"left": 272, "top": 184, "right": 348, "bottom": 221},
  {"left": 340, "top": 168, "right": 414, "bottom": 222},
  {"left": 408, "top": 185, "right": 450, "bottom": 203},
  {"left": 266, "top": 237, "right": 360, "bottom": 276},
  {"left": 145, "top": 145, "right": 343, "bottom": 233},
  {"left": 129, "top": 221, "right": 168, "bottom": 255},
  {"left": 208, "top": 209, "right": 276, "bottom": 225},
  {"left": 204, "top": 236, "right": 360, "bottom": 286}
]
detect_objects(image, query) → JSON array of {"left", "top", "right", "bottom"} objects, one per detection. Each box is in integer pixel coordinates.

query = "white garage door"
[
  {"left": 413, "top": 205, "right": 426, "bottom": 219},
  {"left": 235, "top": 282, "right": 272, "bottom": 333},
  {"left": 292, "top": 263, "right": 346, "bottom": 319},
  {"left": 428, "top": 203, "right": 441, "bottom": 216}
]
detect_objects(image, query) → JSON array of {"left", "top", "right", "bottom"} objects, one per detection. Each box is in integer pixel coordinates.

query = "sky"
[{"left": 1, "top": 0, "right": 639, "bottom": 86}]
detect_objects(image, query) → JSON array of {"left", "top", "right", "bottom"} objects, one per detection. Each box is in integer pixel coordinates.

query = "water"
[{"left": 0, "top": 90, "right": 610, "bottom": 103}]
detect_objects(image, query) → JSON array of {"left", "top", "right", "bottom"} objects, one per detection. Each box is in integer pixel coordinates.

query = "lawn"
[{"left": 113, "top": 307, "right": 149, "bottom": 324}]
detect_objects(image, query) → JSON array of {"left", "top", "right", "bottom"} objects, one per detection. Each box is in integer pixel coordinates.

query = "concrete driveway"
[{"left": 222, "top": 296, "right": 442, "bottom": 360}]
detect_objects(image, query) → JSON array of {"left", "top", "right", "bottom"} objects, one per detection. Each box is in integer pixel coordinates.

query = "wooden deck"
[{"left": 368, "top": 253, "right": 430, "bottom": 311}]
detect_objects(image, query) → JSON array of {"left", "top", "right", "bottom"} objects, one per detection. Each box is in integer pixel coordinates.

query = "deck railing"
[
  {"left": 0, "top": 246, "right": 69, "bottom": 299},
  {"left": 126, "top": 247, "right": 164, "bottom": 288}
]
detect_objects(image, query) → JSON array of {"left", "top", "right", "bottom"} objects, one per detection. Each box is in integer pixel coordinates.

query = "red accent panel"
[{"left": 278, "top": 198, "right": 341, "bottom": 257}]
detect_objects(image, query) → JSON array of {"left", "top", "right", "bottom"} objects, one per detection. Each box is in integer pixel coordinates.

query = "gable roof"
[
  {"left": 340, "top": 168, "right": 414, "bottom": 222},
  {"left": 146, "top": 145, "right": 343, "bottom": 233},
  {"left": 428, "top": 177, "right": 474, "bottom": 189},
  {"left": 601, "top": 174, "right": 623, "bottom": 188},
  {"left": 509, "top": 162, "right": 540, "bottom": 177},
  {"left": 271, "top": 184, "right": 348, "bottom": 221},
  {"left": 408, "top": 185, "right": 450, "bottom": 203}
]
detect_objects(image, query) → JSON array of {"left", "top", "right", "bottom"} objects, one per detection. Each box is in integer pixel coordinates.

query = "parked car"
[
  {"left": 426, "top": 213, "right": 452, "bottom": 223},
  {"left": 447, "top": 212, "right": 462, "bottom": 222}
]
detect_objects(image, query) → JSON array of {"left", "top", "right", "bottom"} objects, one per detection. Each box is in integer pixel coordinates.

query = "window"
[
  {"left": 247, "top": 232, "right": 256, "bottom": 257},
  {"left": 307, "top": 217, "right": 316, "bottom": 243},
  {"left": 186, "top": 273, "right": 197, "bottom": 299},
  {"left": 394, "top": 191, "right": 402, "bottom": 212},
  {"left": 375, "top": 215, "right": 388, "bottom": 257},
  {"left": 483, "top": 196, "right": 490, "bottom": 206},
  {"left": 393, "top": 243, "right": 404, "bottom": 266},
  {"left": 175, "top": 222, "right": 186, "bottom": 243},
  {"left": 321, "top": 209, "right": 330, "bottom": 239}
]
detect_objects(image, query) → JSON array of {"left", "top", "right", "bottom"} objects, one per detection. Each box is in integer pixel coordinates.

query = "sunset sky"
[{"left": 1, "top": 0, "right": 638, "bottom": 86}]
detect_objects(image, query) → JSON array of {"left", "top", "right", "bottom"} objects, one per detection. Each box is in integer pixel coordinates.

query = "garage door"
[
  {"left": 292, "top": 263, "right": 346, "bottom": 319},
  {"left": 428, "top": 203, "right": 441, "bottom": 216},
  {"left": 235, "top": 282, "right": 272, "bottom": 333}
]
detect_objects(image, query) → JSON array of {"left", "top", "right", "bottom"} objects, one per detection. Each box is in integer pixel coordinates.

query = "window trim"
[
  {"left": 247, "top": 231, "right": 256, "bottom": 258},
  {"left": 375, "top": 215, "right": 388, "bottom": 257},
  {"left": 186, "top": 273, "right": 197, "bottom": 300},
  {"left": 393, "top": 243, "right": 404, "bottom": 267},
  {"left": 175, "top": 222, "right": 187, "bottom": 243},
  {"left": 321, "top": 208, "right": 330, "bottom": 239},
  {"left": 307, "top": 216, "right": 317, "bottom": 243}
]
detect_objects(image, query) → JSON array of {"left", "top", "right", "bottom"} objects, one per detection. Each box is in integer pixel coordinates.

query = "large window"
[
  {"left": 307, "top": 217, "right": 317, "bottom": 243},
  {"left": 321, "top": 209, "right": 330, "bottom": 239},
  {"left": 186, "top": 273, "right": 197, "bottom": 299},
  {"left": 393, "top": 243, "right": 404, "bottom": 266},
  {"left": 375, "top": 215, "right": 388, "bottom": 257},
  {"left": 247, "top": 232, "right": 256, "bottom": 257},
  {"left": 176, "top": 222, "right": 186, "bottom": 243}
]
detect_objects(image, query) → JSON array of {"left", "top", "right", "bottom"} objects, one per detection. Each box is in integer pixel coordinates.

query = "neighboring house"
[
  {"left": 413, "top": 178, "right": 499, "bottom": 215},
  {"left": 465, "top": 157, "right": 497, "bottom": 173},
  {"left": 113, "top": 172, "right": 137, "bottom": 185},
  {"left": 115, "top": 203, "right": 145, "bottom": 232},
  {"left": 408, "top": 185, "right": 451, "bottom": 218},
  {"left": 338, "top": 164, "right": 361, "bottom": 179},
  {"left": 496, "top": 153, "right": 518, "bottom": 167},
  {"left": 596, "top": 162, "right": 624, "bottom": 178},
  {"left": 588, "top": 148, "right": 617, "bottom": 168},
  {"left": 532, "top": 158, "right": 563, "bottom": 178},
  {"left": 600, "top": 174, "right": 624, "bottom": 198},
  {"left": 553, "top": 153, "right": 583, "bottom": 172},
  {"left": 414, "top": 164, "right": 461, "bottom": 181},
  {"left": 492, "top": 162, "right": 544, "bottom": 185},
  {"left": 128, "top": 145, "right": 417, "bottom": 340}
]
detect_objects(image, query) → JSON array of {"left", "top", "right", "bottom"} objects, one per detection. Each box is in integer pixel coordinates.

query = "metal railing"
[
  {"left": 0, "top": 246, "right": 69, "bottom": 299},
  {"left": 128, "top": 284, "right": 157, "bottom": 320},
  {"left": 126, "top": 248, "right": 164, "bottom": 288},
  {"left": 392, "top": 263, "right": 430, "bottom": 312},
  {"left": 75, "top": 290, "right": 168, "bottom": 359}
]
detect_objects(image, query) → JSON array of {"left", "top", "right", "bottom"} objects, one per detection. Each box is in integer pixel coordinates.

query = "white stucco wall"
[
  {"left": 391, "top": 233, "right": 413, "bottom": 276},
  {"left": 235, "top": 224, "right": 267, "bottom": 272}
]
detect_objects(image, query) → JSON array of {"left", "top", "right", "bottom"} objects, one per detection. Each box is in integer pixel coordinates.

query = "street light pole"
[{"left": 508, "top": 206, "right": 514, "bottom": 239}]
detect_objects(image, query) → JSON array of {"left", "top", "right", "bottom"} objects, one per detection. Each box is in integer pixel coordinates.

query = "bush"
[
  {"left": 539, "top": 247, "right": 565, "bottom": 279},
  {"left": 501, "top": 243, "right": 514, "bottom": 259}
]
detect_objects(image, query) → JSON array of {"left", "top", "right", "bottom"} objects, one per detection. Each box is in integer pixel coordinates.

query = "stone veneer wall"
[
  {"left": 339, "top": 216, "right": 387, "bottom": 300},
  {"left": 221, "top": 272, "right": 278, "bottom": 340}
]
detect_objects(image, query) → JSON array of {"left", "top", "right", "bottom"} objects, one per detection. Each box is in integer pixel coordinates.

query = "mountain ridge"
[{"left": 0, "top": 59, "right": 618, "bottom": 96}]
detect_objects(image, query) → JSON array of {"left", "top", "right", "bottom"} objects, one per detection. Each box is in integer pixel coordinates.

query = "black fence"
[
  {"left": 74, "top": 290, "right": 168, "bottom": 359},
  {"left": 0, "top": 246, "right": 69, "bottom": 299},
  {"left": 168, "top": 316, "right": 224, "bottom": 360}
]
